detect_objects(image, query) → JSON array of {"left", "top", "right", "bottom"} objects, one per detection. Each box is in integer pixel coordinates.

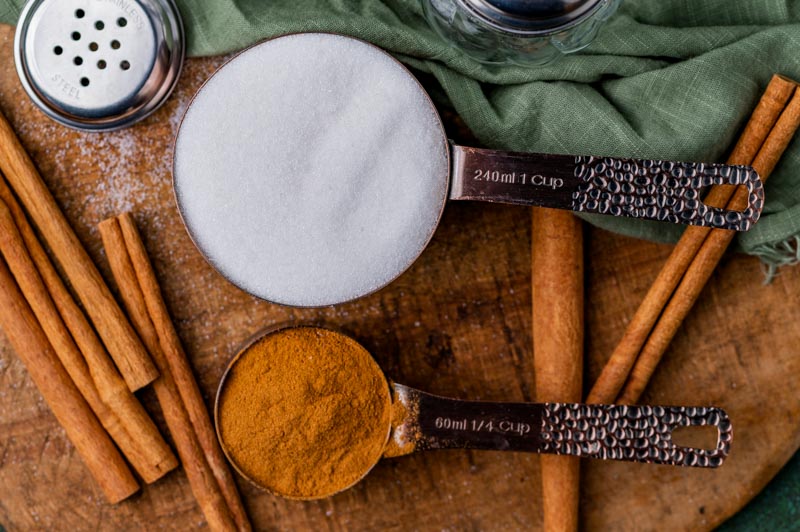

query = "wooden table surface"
[{"left": 0, "top": 24, "right": 798, "bottom": 531}]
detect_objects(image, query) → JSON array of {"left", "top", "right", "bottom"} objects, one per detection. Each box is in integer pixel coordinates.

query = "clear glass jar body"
[{"left": 422, "top": 0, "right": 621, "bottom": 66}]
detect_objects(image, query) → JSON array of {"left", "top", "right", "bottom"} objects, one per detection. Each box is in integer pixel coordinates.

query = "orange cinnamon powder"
[{"left": 216, "top": 327, "right": 392, "bottom": 499}]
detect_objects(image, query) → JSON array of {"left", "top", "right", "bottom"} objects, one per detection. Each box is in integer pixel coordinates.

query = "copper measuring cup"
[{"left": 214, "top": 326, "right": 732, "bottom": 500}]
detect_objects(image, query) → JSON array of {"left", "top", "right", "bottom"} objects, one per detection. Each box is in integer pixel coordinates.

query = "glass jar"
[{"left": 422, "top": 0, "right": 621, "bottom": 66}]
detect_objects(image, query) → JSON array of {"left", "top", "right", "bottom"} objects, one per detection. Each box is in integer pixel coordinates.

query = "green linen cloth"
[
  {"left": 4, "top": 0, "right": 800, "bottom": 270},
  {"left": 0, "top": 2, "right": 799, "bottom": 529}
]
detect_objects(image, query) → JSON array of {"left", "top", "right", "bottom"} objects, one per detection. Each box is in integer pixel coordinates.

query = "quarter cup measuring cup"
[
  {"left": 173, "top": 33, "right": 763, "bottom": 308},
  {"left": 215, "top": 326, "right": 733, "bottom": 500}
]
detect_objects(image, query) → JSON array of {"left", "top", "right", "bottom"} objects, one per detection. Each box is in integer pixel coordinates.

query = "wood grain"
[{"left": 0, "top": 24, "right": 798, "bottom": 531}]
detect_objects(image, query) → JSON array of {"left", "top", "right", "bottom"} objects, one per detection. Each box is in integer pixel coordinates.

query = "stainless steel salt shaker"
[
  {"left": 422, "top": 0, "right": 621, "bottom": 66},
  {"left": 14, "top": 0, "right": 184, "bottom": 131}
]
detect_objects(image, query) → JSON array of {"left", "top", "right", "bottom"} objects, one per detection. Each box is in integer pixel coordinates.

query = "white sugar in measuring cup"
[{"left": 173, "top": 33, "right": 763, "bottom": 308}]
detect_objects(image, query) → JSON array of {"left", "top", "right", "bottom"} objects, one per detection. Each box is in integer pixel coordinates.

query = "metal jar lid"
[
  {"left": 461, "top": 0, "right": 605, "bottom": 33},
  {"left": 14, "top": 0, "right": 184, "bottom": 131}
]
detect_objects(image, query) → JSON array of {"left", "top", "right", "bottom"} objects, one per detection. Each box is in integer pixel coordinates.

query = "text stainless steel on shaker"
[
  {"left": 14, "top": 0, "right": 184, "bottom": 131},
  {"left": 422, "top": 0, "right": 621, "bottom": 66},
  {"left": 173, "top": 33, "right": 763, "bottom": 308}
]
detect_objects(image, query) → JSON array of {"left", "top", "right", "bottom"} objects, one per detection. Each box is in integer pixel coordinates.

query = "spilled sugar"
[{"left": 174, "top": 33, "right": 449, "bottom": 307}]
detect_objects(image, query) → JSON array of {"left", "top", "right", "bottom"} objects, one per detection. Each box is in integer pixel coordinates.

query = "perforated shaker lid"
[
  {"left": 14, "top": 0, "right": 184, "bottom": 131},
  {"left": 462, "top": 0, "right": 604, "bottom": 32}
]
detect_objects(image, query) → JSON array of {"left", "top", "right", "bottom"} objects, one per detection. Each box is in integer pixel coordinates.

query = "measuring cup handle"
[
  {"left": 449, "top": 144, "right": 763, "bottom": 231},
  {"left": 395, "top": 385, "right": 732, "bottom": 468},
  {"left": 540, "top": 403, "right": 732, "bottom": 468}
]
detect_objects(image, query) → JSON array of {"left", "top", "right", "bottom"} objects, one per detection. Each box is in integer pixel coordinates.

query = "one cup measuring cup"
[
  {"left": 214, "top": 326, "right": 732, "bottom": 500},
  {"left": 173, "top": 33, "right": 763, "bottom": 307}
]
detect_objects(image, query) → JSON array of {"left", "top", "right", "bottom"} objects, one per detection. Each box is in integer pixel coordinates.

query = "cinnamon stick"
[
  {"left": 587, "top": 74, "right": 799, "bottom": 404},
  {"left": 99, "top": 217, "right": 237, "bottom": 532},
  {"left": 0, "top": 179, "right": 177, "bottom": 483},
  {"left": 532, "top": 208, "right": 583, "bottom": 532},
  {"left": 116, "top": 212, "right": 251, "bottom": 531},
  {"left": 0, "top": 256, "right": 139, "bottom": 503},
  {"left": 0, "top": 109, "right": 158, "bottom": 391},
  {"left": 700, "top": 75, "right": 799, "bottom": 209},
  {"left": 618, "top": 89, "right": 800, "bottom": 404}
]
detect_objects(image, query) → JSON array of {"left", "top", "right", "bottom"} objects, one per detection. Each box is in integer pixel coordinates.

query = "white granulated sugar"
[{"left": 174, "top": 33, "right": 448, "bottom": 307}]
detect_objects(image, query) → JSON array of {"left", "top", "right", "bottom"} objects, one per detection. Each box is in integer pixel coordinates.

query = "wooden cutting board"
[{"left": 0, "top": 24, "right": 798, "bottom": 531}]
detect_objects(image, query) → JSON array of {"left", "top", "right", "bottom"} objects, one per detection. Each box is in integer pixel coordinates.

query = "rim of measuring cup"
[
  {"left": 171, "top": 32, "right": 451, "bottom": 309},
  {"left": 213, "top": 323, "right": 394, "bottom": 500}
]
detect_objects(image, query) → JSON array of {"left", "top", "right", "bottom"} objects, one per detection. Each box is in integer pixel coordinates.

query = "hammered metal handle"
[
  {"left": 540, "top": 403, "right": 732, "bottom": 468},
  {"left": 449, "top": 145, "right": 764, "bottom": 231},
  {"left": 571, "top": 156, "right": 763, "bottom": 231}
]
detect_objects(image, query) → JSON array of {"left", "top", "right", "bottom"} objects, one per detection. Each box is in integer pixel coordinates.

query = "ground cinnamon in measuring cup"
[{"left": 216, "top": 327, "right": 392, "bottom": 499}]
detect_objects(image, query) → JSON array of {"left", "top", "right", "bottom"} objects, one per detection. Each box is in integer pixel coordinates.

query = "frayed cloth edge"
[{"left": 752, "top": 235, "right": 800, "bottom": 284}]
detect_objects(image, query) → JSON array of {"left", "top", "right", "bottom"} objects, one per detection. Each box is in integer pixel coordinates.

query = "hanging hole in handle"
[
  {"left": 695, "top": 166, "right": 764, "bottom": 231},
  {"left": 670, "top": 424, "right": 719, "bottom": 451},
  {"left": 663, "top": 406, "right": 732, "bottom": 468}
]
